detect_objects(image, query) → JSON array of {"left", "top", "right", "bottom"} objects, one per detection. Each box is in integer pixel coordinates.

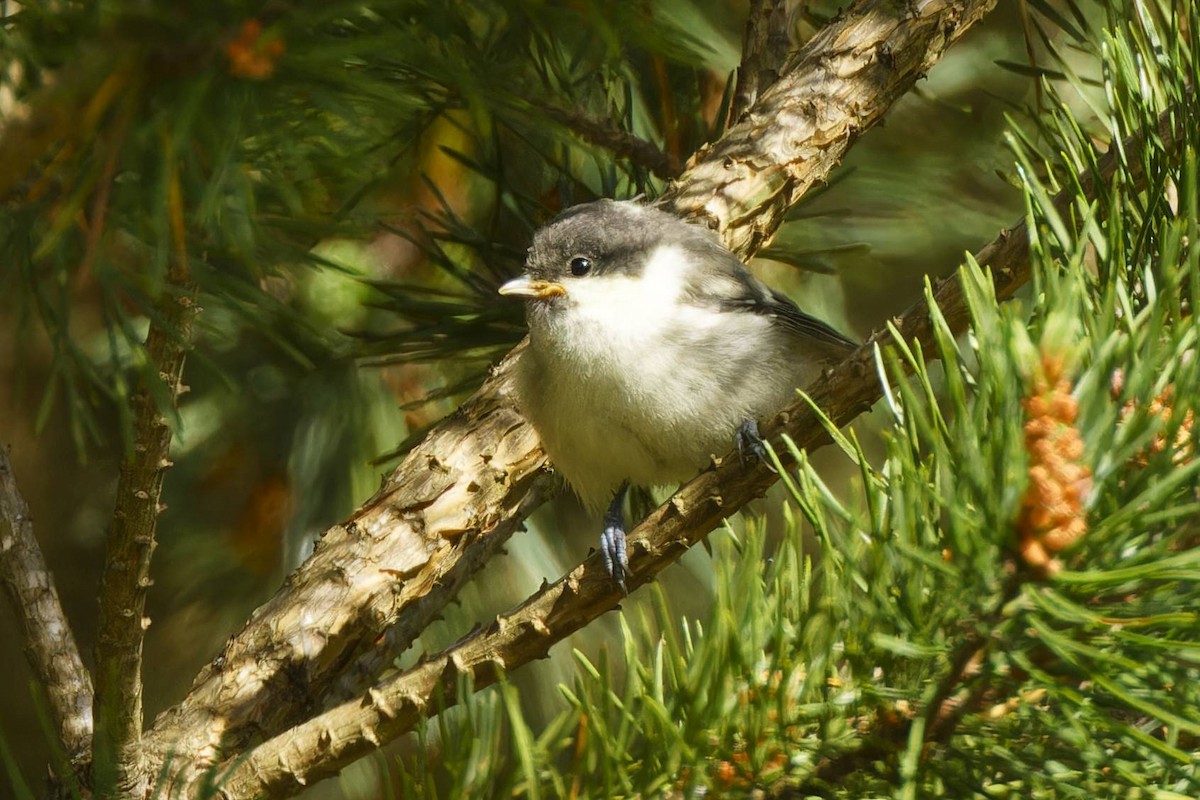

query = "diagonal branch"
[
  {"left": 214, "top": 99, "right": 1182, "bottom": 800},
  {"left": 143, "top": 0, "right": 998, "bottom": 790},
  {"left": 661, "top": 0, "right": 1000, "bottom": 251},
  {"left": 0, "top": 448, "right": 94, "bottom": 762}
]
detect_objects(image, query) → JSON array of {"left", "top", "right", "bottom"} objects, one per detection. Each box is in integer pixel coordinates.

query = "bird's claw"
[
  {"left": 600, "top": 518, "right": 629, "bottom": 594},
  {"left": 736, "top": 419, "right": 776, "bottom": 472},
  {"left": 601, "top": 484, "right": 630, "bottom": 594}
]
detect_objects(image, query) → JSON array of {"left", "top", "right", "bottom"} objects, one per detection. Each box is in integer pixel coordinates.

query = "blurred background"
[{"left": 0, "top": 0, "right": 1057, "bottom": 795}]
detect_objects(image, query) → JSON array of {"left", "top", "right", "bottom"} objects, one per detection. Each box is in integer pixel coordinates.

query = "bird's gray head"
[{"left": 498, "top": 199, "right": 715, "bottom": 304}]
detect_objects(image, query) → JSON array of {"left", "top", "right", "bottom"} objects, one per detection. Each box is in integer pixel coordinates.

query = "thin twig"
[
  {"left": 0, "top": 448, "right": 94, "bottom": 762},
  {"left": 76, "top": 94, "right": 136, "bottom": 290},
  {"left": 92, "top": 156, "right": 197, "bottom": 795}
]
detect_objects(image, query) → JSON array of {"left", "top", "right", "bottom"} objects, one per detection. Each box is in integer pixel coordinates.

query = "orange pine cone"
[{"left": 1016, "top": 355, "right": 1092, "bottom": 574}]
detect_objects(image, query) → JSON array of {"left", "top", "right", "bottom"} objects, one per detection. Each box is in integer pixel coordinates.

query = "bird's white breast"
[{"left": 516, "top": 246, "right": 813, "bottom": 511}]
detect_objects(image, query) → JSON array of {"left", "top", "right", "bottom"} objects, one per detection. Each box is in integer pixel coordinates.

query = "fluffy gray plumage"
[{"left": 505, "top": 199, "right": 855, "bottom": 512}]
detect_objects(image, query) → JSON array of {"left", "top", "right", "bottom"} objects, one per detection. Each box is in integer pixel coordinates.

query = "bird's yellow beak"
[{"left": 498, "top": 275, "right": 567, "bottom": 299}]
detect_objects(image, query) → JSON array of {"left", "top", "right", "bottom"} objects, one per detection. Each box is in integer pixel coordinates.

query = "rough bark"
[
  {"left": 143, "top": 350, "right": 552, "bottom": 776},
  {"left": 140, "top": 0, "right": 999, "bottom": 793},
  {"left": 0, "top": 448, "right": 94, "bottom": 763}
]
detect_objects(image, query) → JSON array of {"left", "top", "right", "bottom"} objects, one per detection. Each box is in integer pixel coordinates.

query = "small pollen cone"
[
  {"left": 1017, "top": 354, "right": 1092, "bottom": 574},
  {"left": 1112, "top": 368, "right": 1195, "bottom": 467},
  {"left": 226, "top": 19, "right": 286, "bottom": 80}
]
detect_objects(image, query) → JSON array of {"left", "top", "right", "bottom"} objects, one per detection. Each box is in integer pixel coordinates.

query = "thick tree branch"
[
  {"left": 92, "top": 166, "right": 198, "bottom": 794},
  {"left": 215, "top": 100, "right": 1182, "bottom": 799},
  {"left": 0, "top": 448, "right": 94, "bottom": 762},
  {"left": 143, "top": 0, "right": 998, "bottom": 791},
  {"left": 661, "top": 0, "right": 998, "bottom": 249}
]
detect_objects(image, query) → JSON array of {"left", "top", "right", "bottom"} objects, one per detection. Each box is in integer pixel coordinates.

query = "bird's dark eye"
[{"left": 569, "top": 256, "right": 592, "bottom": 276}]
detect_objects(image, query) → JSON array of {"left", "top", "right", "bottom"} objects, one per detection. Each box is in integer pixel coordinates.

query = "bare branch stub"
[
  {"left": 0, "top": 448, "right": 94, "bottom": 762},
  {"left": 543, "top": 103, "right": 682, "bottom": 179},
  {"left": 729, "top": 0, "right": 793, "bottom": 125}
]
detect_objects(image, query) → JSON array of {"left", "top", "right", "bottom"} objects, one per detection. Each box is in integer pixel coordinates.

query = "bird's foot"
[
  {"left": 601, "top": 484, "right": 630, "bottom": 594},
  {"left": 736, "top": 419, "right": 776, "bottom": 472}
]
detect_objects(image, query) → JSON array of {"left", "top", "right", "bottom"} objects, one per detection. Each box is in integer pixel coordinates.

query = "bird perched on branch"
[{"left": 500, "top": 199, "right": 855, "bottom": 591}]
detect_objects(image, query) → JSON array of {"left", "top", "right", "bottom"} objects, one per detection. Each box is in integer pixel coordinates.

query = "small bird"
[{"left": 499, "top": 199, "right": 855, "bottom": 591}]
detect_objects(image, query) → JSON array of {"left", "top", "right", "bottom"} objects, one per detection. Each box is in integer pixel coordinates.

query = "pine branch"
[
  {"left": 0, "top": 448, "right": 94, "bottom": 763},
  {"left": 212, "top": 96, "right": 1184, "bottom": 799},
  {"left": 137, "top": 1, "right": 998, "bottom": 793},
  {"left": 729, "top": 0, "right": 792, "bottom": 124},
  {"left": 803, "top": 575, "right": 1022, "bottom": 793},
  {"left": 793, "top": 98, "right": 1191, "bottom": 795},
  {"left": 92, "top": 164, "right": 198, "bottom": 795},
  {"left": 661, "top": 0, "right": 999, "bottom": 252},
  {"left": 143, "top": 343, "right": 554, "bottom": 783}
]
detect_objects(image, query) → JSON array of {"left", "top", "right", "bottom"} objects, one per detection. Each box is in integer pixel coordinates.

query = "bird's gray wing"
[
  {"left": 684, "top": 243, "right": 858, "bottom": 354},
  {"left": 731, "top": 284, "right": 858, "bottom": 352}
]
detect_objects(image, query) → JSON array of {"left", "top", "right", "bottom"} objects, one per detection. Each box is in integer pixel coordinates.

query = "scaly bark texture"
[
  {"left": 142, "top": 0, "right": 998, "bottom": 793},
  {"left": 0, "top": 449, "right": 94, "bottom": 762}
]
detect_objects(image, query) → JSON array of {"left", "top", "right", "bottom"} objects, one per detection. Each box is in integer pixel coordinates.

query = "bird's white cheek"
[
  {"left": 554, "top": 245, "right": 691, "bottom": 347},
  {"left": 568, "top": 280, "right": 666, "bottom": 341}
]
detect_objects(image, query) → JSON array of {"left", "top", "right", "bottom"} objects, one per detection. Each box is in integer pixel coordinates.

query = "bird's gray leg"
[
  {"left": 600, "top": 482, "right": 630, "bottom": 593},
  {"left": 736, "top": 419, "right": 776, "bottom": 472}
]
